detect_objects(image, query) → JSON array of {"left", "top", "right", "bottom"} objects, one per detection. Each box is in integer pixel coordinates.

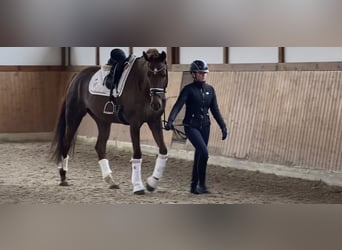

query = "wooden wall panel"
[
  {"left": 205, "top": 71, "right": 342, "bottom": 172},
  {"left": 0, "top": 71, "right": 75, "bottom": 133}
]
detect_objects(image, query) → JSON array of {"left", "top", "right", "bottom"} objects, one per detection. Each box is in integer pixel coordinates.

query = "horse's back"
[
  {"left": 65, "top": 66, "right": 100, "bottom": 109},
  {"left": 68, "top": 66, "right": 99, "bottom": 93},
  {"left": 73, "top": 66, "right": 100, "bottom": 83}
]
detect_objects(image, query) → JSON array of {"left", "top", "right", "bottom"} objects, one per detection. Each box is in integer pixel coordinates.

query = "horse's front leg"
[
  {"left": 94, "top": 119, "right": 119, "bottom": 189},
  {"left": 130, "top": 123, "right": 145, "bottom": 195},
  {"left": 146, "top": 119, "right": 168, "bottom": 192}
]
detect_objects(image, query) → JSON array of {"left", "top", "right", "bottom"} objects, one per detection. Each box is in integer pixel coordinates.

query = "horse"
[{"left": 51, "top": 49, "right": 168, "bottom": 195}]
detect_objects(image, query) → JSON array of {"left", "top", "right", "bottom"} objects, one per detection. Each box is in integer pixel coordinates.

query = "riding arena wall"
[{"left": 1, "top": 63, "right": 342, "bottom": 183}]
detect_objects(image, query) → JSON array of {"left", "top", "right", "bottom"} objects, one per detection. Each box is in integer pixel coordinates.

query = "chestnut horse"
[{"left": 51, "top": 49, "right": 168, "bottom": 195}]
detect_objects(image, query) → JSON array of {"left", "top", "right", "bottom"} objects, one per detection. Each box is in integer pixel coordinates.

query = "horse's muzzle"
[{"left": 150, "top": 88, "right": 166, "bottom": 111}]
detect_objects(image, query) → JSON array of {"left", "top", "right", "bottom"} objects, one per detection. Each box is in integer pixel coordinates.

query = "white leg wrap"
[
  {"left": 58, "top": 155, "right": 69, "bottom": 171},
  {"left": 98, "top": 159, "right": 112, "bottom": 179},
  {"left": 147, "top": 154, "right": 168, "bottom": 189},
  {"left": 131, "top": 159, "right": 145, "bottom": 192},
  {"left": 152, "top": 154, "right": 168, "bottom": 179}
]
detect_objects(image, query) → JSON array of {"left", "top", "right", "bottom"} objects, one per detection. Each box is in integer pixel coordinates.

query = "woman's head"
[{"left": 190, "top": 60, "right": 209, "bottom": 82}]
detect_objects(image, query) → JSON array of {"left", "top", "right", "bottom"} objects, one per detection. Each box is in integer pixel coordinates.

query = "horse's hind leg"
[
  {"left": 146, "top": 120, "right": 168, "bottom": 192},
  {"left": 59, "top": 156, "right": 69, "bottom": 186},
  {"left": 93, "top": 119, "right": 119, "bottom": 189},
  {"left": 59, "top": 111, "right": 85, "bottom": 186}
]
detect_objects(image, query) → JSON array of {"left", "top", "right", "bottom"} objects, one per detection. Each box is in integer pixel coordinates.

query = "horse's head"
[{"left": 143, "top": 49, "right": 168, "bottom": 112}]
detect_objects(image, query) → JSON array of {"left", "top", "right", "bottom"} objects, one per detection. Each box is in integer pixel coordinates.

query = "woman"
[{"left": 165, "top": 59, "right": 228, "bottom": 194}]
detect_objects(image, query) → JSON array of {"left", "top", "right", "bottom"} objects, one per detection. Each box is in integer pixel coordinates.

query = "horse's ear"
[
  {"left": 143, "top": 51, "right": 149, "bottom": 61},
  {"left": 160, "top": 51, "right": 167, "bottom": 61}
]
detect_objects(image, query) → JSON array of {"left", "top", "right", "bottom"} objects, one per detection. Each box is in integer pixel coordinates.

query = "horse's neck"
[{"left": 133, "top": 58, "right": 149, "bottom": 90}]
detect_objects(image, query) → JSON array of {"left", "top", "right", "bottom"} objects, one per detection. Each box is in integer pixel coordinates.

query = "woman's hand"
[
  {"left": 221, "top": 127, "right": 228, "bottom": 140},
  {"left": 165, "top": 121, "right": 174, "bottom": 131}
]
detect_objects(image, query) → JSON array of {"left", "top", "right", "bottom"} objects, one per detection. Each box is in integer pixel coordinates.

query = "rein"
[
  {"left": 162, "top": 112, "right": 187, "bottom": 140},
  {"left": 145, "top": 55, "right": 180, "bottom": 138}
]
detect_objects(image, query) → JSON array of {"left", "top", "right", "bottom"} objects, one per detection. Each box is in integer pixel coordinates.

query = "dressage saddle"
[
  {"left": 104, "top": 49, "right": 129, "bottom": 91},
  {"left": 103, "top": 49, "right": 130, "bottom": 125}
]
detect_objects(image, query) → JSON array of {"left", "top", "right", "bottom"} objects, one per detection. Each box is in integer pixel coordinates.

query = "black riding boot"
[
  {"left": 190, "top": 155, "right": 199, "bottom": 194},
  {"left": 190, "top": 155, "right": 209, "bottom": 194},
  {"left": 197, "top": 156, "right": 209, "bottom": 194}
]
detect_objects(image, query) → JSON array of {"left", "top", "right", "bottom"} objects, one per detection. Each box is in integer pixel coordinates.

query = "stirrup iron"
[{"left": 103, "top": 101, "right": 115, "bottom": 114}]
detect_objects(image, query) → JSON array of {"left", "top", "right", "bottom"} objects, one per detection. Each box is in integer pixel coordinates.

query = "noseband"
[{"left": 150, "top": 87, "right": 166, "bottom": 97}]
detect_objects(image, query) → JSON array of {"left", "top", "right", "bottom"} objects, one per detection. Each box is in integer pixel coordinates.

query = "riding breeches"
[
  {"left": 185, "top": 125, "right": 210, "bottom": 187},
  {"left": 184, "top": 125, "right": 210, "bottom": 160}
]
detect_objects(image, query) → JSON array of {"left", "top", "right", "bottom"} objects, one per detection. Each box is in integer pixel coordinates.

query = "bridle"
[
  {"left": 147, "top": 63, "right": 168, "bottom": 98},
  {"left": 147, "top": 64, "right": 186, "bottom": 138}
]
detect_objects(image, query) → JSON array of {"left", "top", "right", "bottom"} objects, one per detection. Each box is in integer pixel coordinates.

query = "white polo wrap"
[
  {"left": 58, "top": 155, "right": 69, "bottom": 171},
  {"left": 98, "top": 159, "right": 112, "bottom": 178},
  {"left": 131, "top": 158, "right": 144, "bottom": 192},
  {"left": 152, "top": 154, "right": 168, "bottom": 179}
]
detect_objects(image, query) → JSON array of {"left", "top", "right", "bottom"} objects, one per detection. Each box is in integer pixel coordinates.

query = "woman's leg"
[{"left": 185, "top": 126, "right": 210, "bottom": 193}]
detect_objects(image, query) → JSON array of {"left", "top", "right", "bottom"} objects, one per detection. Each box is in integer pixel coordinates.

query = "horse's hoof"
[
  {"left": 146, "top": 183, "right": 155, "bottom": 192},
  {"left": 104, "top": 175, "right": 119, "bottom": 187},
  {"left": 134, "top": 190, "right": 145, "bottom": 195},
  {"left": 59, "top": 181, "right": 69, "bottom": 186},
  {"left": 146, "top": 176, "right": 157, "bottom": 192},
  {"left": 109, "top": 184, "right": 120, "bottom": 189}
]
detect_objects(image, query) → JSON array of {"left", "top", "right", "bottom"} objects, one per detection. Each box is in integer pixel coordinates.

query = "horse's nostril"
[
  {"left": 151, "top": 103, "right": 161, "bottom": 111},
  {"left": 150, "top": 95, "right": 163, "bottom": 111},
  {"left": 150, "top": 99, "right": 162, "bottom": 110}
]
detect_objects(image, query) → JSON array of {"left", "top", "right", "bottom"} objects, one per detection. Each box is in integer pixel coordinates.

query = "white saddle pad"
[{"left": 89, "top": 55, "right": 136, "bottom": 97}]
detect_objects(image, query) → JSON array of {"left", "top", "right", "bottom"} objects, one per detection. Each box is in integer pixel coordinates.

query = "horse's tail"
[
  {"left": 51, "top": 73, "right": 81, "bottom": 164},
  {"left": 50, "top": 98, "right": 67, "bottom": 164}
]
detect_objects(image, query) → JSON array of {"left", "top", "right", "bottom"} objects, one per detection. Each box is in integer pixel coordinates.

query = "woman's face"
[{"left": 194, "top": 72, "right": 208, "bottom": 82}]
